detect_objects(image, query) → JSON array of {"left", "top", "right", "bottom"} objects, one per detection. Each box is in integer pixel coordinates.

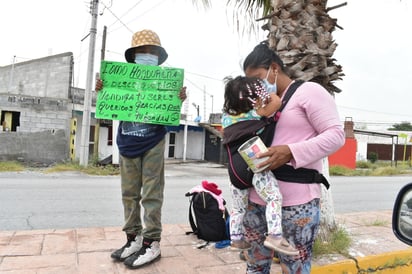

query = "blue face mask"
[
  {"left": 262, "top": 67, "right": 277, "bottom": 94},
  {"left": 134, "top": 53, "right": 159, "bottom": 66}
]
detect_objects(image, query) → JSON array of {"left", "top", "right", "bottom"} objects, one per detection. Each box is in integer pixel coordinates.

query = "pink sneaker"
[{"left": 264, "top": 235, "right": 299, "bottom": 256}]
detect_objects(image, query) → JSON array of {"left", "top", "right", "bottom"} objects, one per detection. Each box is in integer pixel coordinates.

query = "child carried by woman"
[{"left": 222, "top": 76, "right": 299, "bottom": 256}]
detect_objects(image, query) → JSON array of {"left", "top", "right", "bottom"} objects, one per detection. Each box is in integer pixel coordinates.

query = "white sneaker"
[
  {"left": 111, "top": 235, "right": 142, "bottom": 261},
  {"left": 124, "top": 240, "right": 161, "bottom": 269}
]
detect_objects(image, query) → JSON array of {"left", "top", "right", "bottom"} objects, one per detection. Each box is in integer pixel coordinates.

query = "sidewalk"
[{"left": 1, "top": 211, "right": 411, "bottom": 274}]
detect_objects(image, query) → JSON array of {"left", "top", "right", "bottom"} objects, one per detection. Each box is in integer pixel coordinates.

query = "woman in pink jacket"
[{"left": 241, "top": 42, "right": 345, "bottom": 274}]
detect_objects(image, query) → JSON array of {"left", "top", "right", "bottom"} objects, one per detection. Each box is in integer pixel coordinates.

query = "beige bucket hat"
[{"left": 124, "top": 29, "right": 168, "bottom": 65}]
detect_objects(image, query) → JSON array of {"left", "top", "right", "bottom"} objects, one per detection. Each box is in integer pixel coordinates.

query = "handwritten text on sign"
[{"left": 95, "top": 61, "right": 184, "bottom": 126}]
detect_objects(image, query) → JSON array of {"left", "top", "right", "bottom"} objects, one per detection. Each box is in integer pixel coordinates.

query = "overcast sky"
[{"left": 1, "top": 0, "right": 411, "bottom": 127}]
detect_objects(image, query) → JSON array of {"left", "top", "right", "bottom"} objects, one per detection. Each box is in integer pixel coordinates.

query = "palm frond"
[{"left": 229, "top": 0, "right": 272, "bottom": 16}]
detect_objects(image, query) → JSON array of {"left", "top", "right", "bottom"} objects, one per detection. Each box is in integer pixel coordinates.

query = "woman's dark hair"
[
  {"left": 223, "top": 75, "right": 263, "bottom": 115},
  {"left": 243, "top": 41, "right": 285, "bottom": 72}
]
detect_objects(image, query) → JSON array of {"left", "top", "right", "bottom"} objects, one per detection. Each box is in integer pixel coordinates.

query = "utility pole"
[
  {"left": 93, "top": 25, "right": 106, "bottom": 161},
  {"left": 203, "top": 86, "right": 207, "bottom": 122},
  {"left": 79, "top": 0, "right": 99, "bottom": 166}
]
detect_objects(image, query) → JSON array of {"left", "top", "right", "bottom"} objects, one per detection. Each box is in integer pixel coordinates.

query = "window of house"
[
  {"left": 168, "top": 132, "right": 176, "bottom": 158},
  {"left": 1, "top": 111, "right": 20, "bottom": 132},
  {"left": 107, "top": 126, "right": 113, "bottom": 146}
]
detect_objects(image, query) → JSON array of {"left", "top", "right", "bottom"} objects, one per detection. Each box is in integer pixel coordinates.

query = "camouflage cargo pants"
[{"left": 119, "top": 138, "right": 165, "bottom": 241}]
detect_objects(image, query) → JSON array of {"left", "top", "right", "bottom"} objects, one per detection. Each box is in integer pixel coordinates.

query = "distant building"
[{"left": 329, "top": 117, "right": 412, "bottom": 168}]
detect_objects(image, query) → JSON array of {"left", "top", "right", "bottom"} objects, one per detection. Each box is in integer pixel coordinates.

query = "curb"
[{"left": 311, "top": 249, "right": 412, "bottom": 274}]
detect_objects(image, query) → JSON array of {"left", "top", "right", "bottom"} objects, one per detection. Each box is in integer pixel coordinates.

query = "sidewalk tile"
[
  {"left": 154, "top": 257, "right": 194, "bottom": 273},
  {"left": 174, "top": 245, "right": 225, "bottom": 268},
  {"left": 77, "top": 251, "right": 116, "bottom": 274},
  {"left": 33, "top": 266, "right": 78, "bottom": 274},
  {"left": 76, "top": 228, "right": 114, "bottom": 253},
  {"left": 0, "top": 234, "right": 43, "bottom": 256},
  {"left": 0, "top": 231, "right": 14, "bottom": 245},
  {"left": 0, "top": 254, "right": 76, "bottom": 271},
  {"left": 0, "top": 269, "right": 37, "bottom": 274},
  {"left": 42, "top": 230, "right": 76, "bottom": 255},
  {"left": 14, "top": 229, "right": 55, "bottom": 236}
]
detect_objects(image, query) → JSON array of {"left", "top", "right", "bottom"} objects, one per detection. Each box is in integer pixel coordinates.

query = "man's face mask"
[
  {"left": 262, "top": 67, "right": 277, "bottom": 94},
  {"left": 134, "top": 53, "right": 159, "bottom": 66}
]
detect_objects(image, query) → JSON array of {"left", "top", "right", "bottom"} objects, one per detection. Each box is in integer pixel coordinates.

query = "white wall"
[{"left": 165, "top": 128, "right": 205, "bottom": 160}]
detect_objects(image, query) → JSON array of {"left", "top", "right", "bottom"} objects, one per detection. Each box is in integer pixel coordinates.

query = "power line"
[
  {"left": 185, "top": 71, "right": 223, "bottom": 82},
  {"left": 108, "top": 0, "right": 167, "bottom": 34},
  {"left": 107, "top": 0, "right": 143, "bottom": 29},
  {"left": 123, "top": 0, "right": 167, "bottom": 25},
  {"left": 101, "top": 2, "right": 133, "bottom": 33},
  {"left": 338, "top": 105, "right": 411, "bottom": 119}
]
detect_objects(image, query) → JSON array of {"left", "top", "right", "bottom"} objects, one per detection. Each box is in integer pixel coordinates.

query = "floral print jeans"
[{"left": 243, "top": 198, "right": 320, "bottom": 274}]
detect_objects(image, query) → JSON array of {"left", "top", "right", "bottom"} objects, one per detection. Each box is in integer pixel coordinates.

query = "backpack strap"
[
  {"left": 275, "top": 80, "right": 304, "bottom": 121},
  {"left": 185, "top": 192, "right": 198, "bottom": 236}
]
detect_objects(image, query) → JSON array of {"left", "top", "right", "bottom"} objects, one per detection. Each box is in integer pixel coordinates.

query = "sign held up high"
[{"left": 95, "top": 61, "right": 184, "bottom": 126}]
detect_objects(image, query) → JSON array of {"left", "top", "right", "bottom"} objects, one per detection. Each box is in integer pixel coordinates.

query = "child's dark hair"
[
  {"left": 243, "top": 41, "right": 285, "bottom": 71},
  {"left": 223, "top": 76, "right": 268, "bottom": 115}
]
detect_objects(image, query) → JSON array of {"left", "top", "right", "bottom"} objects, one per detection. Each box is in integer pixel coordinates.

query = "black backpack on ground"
[{"left": 185, "top": 190, "right": 230, "bottom": 244}]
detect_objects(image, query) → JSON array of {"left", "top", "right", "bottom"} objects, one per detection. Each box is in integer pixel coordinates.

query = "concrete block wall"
[
  {"left": 0, "top": 95, "right": 72, "bottom": 134},
  {"left": 0, "top": 129, "right": 69, "bottom": 164},
  {"left": 20, "top": 109, "right": 72, "bottom": 133},
  {"left": 0, "top": 52, "right": 73, "bottom": 99}
]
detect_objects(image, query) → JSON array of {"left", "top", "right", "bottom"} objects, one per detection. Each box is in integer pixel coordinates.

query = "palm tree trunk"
[
  {"left": 319, "top": 157, "right": 338, "bottom": 241},
  {"left": 267, "top": 0, "right": 346, "bottom": 95}
]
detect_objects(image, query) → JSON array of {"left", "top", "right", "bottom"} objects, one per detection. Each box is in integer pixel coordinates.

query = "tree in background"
[{"left": 388, "top": 122, "right": 412, "bottom": 131}]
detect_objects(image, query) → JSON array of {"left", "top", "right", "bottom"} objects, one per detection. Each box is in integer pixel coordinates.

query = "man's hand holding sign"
[{"left": 95, "top": 61, "right": 185, "bottom": 126}]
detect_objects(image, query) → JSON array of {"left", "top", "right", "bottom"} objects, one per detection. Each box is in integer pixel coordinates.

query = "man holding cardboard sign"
[{"left": 96, "top": 29, "right": 186, "bottom": 269}]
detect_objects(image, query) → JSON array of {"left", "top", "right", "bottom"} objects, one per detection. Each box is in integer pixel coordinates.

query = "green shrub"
[
  {"left": 368, "top": 152, "right": 378, "bottom": 163},
  {"left": 313, "top": 227, "right": 351, "bottom": 257}
]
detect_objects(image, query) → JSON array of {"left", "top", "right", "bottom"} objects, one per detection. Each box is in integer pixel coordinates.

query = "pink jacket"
[{"left": 250, "top": 81, "right": 345, "bottom": 207}]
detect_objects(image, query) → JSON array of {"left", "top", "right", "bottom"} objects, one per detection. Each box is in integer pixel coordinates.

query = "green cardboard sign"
[{"left": 95, "top": 61, "right": 184, "bottom": 126}]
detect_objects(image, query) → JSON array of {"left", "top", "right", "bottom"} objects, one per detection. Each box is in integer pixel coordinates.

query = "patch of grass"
[
  {"left": 330, "top": 163, "right": 412, "bottom": 176},
  {"left": 0, "top": 160, "right": 119, "bottom": 175},
  {"left": 363, "top": 219, "right": 389, "bottom": 227},
  {"left": 313, "top": 227, "right": 351, "bottom": 257},
  {"left": 44, "top": 162, "right": 120, "bottom": 176},
  {"left": 0, "top": 161, "right": 25, "bottom": 172},
  {"left": 356, "top": 160, "right": 373, "bottom": 169},
  {"left": 369, "top": 166, "right": 400, "bottom": 176},
  {"left": 329, "top": 165, "right": 355, "bottom": 176}
]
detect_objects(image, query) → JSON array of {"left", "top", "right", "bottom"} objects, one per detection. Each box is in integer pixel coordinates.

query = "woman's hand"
[
  {"left": 256, "top": 145, "right": 293, "bottom": 170},
  {"left": 179, "top": 86, "right": 187, "bottom": 102}
]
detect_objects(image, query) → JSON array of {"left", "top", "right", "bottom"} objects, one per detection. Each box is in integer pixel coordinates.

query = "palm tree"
[
  {"left": 228, "top": 0, "right": 346, "bottom": 94},
  {"left": 195, "top": 0, "right": 346, "bottom": 240}
]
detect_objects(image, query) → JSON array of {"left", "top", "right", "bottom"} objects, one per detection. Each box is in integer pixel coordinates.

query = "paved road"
[{"left": 0, "top": 162, "right": 411, "bottom": 231}]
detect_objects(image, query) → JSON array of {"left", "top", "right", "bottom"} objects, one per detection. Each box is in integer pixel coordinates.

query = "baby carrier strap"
[{"left": 273, "top": 164, "right": 330, "bottom": 189}]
